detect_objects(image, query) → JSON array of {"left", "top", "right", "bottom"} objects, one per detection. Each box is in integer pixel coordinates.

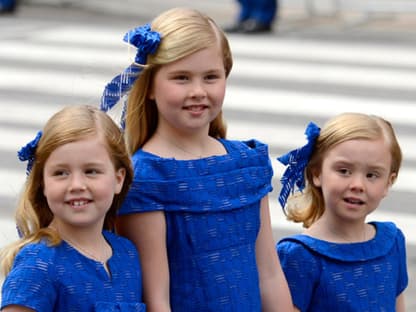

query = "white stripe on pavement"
[
  {"left": 8, "top": 25, "right": 416, "bottom": 68},
  {"left": 1, "top": 69, "right": 416, "bottom": 127},
  {"left": 225, "top": 86, "right": 416, "bottom": 127},
  {"left": 229, "top": 36, "right": 416, "bottom": 67},
  {"left": 232, "top": 58, "right": 416, "bottom": 90}
]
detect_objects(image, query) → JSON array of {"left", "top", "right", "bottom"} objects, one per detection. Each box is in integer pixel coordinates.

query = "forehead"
[
  {"left": 325, "top": 138, "right": 392, "bottom": 167},
  {"left": 162, "top": 45, "right": 224, "bottom": 71},
  {"left": 46, "top": 136, "right": 110, "bottom": 163}
]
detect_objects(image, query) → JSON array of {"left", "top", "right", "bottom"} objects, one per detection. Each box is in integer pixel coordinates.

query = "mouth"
[
  {"left": 67, "top": 199, "right": 91, "bottom": 208},
  {"left": 183, "top": 104, "right": 208, "bottom": 112},
  {"left": 344, "top": 197, "right": 365, "bottom": 205}
]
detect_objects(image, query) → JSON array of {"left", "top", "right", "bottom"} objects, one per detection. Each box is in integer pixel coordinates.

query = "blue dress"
[
  {"left": 1, "top": 231, "right": 146, "bottom": 311},
  {"left": 120, "top": 139, "right": 273, "bottom": 311},
  {"left": 277, "top": 222, "right": 408, "bottom": 312}
]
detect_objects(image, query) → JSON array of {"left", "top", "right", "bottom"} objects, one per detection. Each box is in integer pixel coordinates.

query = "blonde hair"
[
  {"left": 125, "top": 7, "right": 233, "bottom": 154},
  {"left": 0, "top": 105, "right": 133, "bottom": 275},
  {"left": 286, "top": 112, "right": 402, "bottom": 228}
]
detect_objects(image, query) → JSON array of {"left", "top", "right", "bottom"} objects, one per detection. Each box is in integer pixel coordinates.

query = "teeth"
[
  {"left": 72, "top": 200, "right": 87, "bottom": 206},
  {"left": 187, "top": 105, "right": 204, "bottom": 111},
  {"left": 346, "top": 198, "right": 362, "bottom": 204}
]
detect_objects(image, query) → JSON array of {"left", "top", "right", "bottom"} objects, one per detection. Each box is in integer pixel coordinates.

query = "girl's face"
[
  {"left": 313, "top": 138, "right": 396, "bottom": 224},
  {"left": 149, "top": 43, "right": 226, "bottom": 135},
  {"left": 43, "top": 135, "right": 125, "bottom": 230}
]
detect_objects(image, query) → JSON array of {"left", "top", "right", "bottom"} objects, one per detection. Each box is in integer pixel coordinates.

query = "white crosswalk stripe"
[{"left": 1, "top": 24, "right": 416, "bottom": 249}]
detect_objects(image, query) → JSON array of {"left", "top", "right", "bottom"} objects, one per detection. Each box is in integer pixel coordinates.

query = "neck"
[
  {"left": 308, "top": 218, "right": 371, "bottom": 243},
  {"left": 154, "top": 130, "right": 210, "bottom": 159},
  {"left": 49, "top": 222, "right": 111, "bottom": 265}
]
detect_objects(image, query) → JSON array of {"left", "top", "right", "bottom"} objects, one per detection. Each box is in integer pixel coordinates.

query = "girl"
[
  {"left": 1, "top": 105, "right": 145, "bottom": 311},
  {"left": 101, "top": 7, "right": 292, "bottom": 312},
  {"left": 276, "top": 113, "right": 408, "bottom": 312}
]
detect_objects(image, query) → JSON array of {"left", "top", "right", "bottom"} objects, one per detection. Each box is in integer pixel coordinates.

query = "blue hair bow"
[
  {"left": 100, "top": 23, "right": 161, "bottom": 128},
  {"left": 277, "top": 122, "right": 320, "bottom": 209},
  {"left": 18, "top": 131, "right": 42, "bottom": 175}
]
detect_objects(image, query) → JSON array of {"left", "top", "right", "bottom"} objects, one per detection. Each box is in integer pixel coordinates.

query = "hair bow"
[
  {"left": 18, "top": 130, "right": 42, "bottom": 175},
  {"left": 277, "top": 122, "right": 320, "bottom": 210},
  {"left": 100, "top": 23, "right": 161, "bottom": 128}
]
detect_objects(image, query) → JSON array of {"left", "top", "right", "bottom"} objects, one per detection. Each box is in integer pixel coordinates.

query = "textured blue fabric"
[
  {"left": 120, "top": 139, "right": 273, "bottom": 311},
  {"left": 1, "top": 231, "right": 145, "bottom": 311},
  {"left": 277, "top": 222, "right": 408, "bottom": 312}
]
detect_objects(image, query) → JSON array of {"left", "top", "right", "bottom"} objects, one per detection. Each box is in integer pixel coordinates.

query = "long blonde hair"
[
  {"left": 125, "top": 8, "right": 233, "bottom": 154},
  {"left": 0, "top": 105, "right": 133, "bottom": 275},
  {"left": 286, "top": 112, "right": 402, "bottom": 228}
]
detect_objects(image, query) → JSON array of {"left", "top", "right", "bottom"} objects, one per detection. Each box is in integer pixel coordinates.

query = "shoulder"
[
  {"left": 221, "top": 138, "right": 269, "bottom": 153},
  {"left": 2, "top": 241, "right": 59, "bottom": 310},
  {"left": 277, "top": 235, "right": 318, "bottom": 261},
  {"left": 372, "top": 221, "right": 405, "bottom": 245},
  {"left": 14, "top": 240, "right": 57, "bottom": 269},
  {"left": 104, "top": 231, "right": 139, "bottom": 258}
]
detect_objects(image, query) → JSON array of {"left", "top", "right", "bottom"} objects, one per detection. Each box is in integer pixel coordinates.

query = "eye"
[
  {"left": 52, "top": 170, "right": 68, "bottom": 177},
  {"left": 337, "top": 168, "right": 351, "bottom": 176},
  {"left": 205, "top": 74, "right": 219, "bottom": 81},
  {"left": 85, "top": 168, "right": 100, "bottom": 175},
  {"left": 173, "top": 74, "right": 189, "bottom": 81},
  {"left": 366, "top": 172, "right": 379, "bottom": 179}
]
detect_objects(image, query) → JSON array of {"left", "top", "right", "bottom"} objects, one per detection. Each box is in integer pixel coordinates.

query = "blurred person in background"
[
  {"left": 224, "top": 0, "right": 279, "bottom": 34},
  {"left": 0, "top": 0, "right": 16, "bottom": 13}
]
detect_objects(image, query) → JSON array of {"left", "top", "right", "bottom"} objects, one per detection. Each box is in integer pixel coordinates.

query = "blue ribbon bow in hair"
[
  {"left": 277, "top": 122, "right": 320, "bottom": 210},
  {"left": 18, "top": 130, "right": 42, "bottom": 175},
  {"left": 100, "top": 23, "right": 161, "bottom": 127}
]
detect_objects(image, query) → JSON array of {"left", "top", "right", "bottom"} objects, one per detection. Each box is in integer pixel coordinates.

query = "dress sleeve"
[
  {"left": 1, "top": 244, "right": 57, "bottom": 311},
  {"left": 277, "top": 240, "right": 321, "bottom": 312},
  {"left": 395, "top": 228, "right": 408, "bottom": 296}
]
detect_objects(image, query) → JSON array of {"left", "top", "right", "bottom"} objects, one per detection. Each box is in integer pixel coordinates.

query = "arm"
[
  {"left": 255, "top": 196, "right": 293, "bottom": 312},
  {"left": 2, "top": 306, "right": 35, "bottom": 312},
  {"left": 116, "top": 212, "right": 170, "bottom": 312},
  {"left": 396, "top": 292, "right": 405, "bottom": 312}
]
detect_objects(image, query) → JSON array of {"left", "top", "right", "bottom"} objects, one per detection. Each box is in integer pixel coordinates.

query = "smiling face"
[
  {"left": 312, "top": 138, "right": 396, "bottom": 224},
  {"left": 149, "top": 44, "right": 227, "bottom": 136},
  {"left": 43, "top": 135, "right": 125, "bottom": 230}
]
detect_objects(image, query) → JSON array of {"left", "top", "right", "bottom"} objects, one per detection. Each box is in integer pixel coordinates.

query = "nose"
[
  {"left": 69, "top": 172, "right": 87, "bottom": 192},
  {"left": 189, "top": 80, "right": 207, "bottom": 99},
  {"left": 349, "top": 174, "right": 365, "bottom": 193}
]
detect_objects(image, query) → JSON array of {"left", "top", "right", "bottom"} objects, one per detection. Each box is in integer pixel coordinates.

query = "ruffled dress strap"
[
  {"left": 279, "top": 222, "right": 398, "bottom": 262},
  {"left": 119, "top": 139, "right": 273, "bottom": 215}
]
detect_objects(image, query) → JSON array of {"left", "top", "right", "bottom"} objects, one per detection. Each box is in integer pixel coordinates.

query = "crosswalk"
[{"left": 1, "top": 18, "right": 416, "bottom": 251}]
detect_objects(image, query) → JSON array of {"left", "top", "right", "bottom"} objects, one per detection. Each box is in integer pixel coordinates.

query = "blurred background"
[{"left": 1, "top": 0, "right": 415, "bottom": 306}]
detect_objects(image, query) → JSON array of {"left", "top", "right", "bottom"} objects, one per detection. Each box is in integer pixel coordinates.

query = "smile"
[
  {"left": 68, "top": 200, "right": 91, "bottom": 207},
  {"left": 344, "top": 198, "right": 364, "bottom": 205}
]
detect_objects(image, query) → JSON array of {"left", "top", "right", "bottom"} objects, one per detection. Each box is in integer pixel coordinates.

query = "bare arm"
[
  {"left": 116, "top": 212, "right": 170, "bottom": 312},
  {"left": 396, "top": 292, "right": 405, "bottom": 312},
  {"left": 255, "top": 196, "right": 293, "bottom": 312},
  {"left": 1, "top": 306, "right": 35, "bottom": 312}
]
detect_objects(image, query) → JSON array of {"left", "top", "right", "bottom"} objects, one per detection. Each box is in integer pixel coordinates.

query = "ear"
[
  {"left": 148, "top": 86, "right": 155, "bottom": 100},
  {"left": 383, "top": 172, "right": 397, "bottom": 197},
  {"left": 114, "top": 168, "right": 126, "bottom": 195},
  {"left": 311, "top": 169, "right": 322, "bottom": 187}
]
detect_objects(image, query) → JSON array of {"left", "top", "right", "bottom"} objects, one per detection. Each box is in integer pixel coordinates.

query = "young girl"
[
  {"left": 276, "top": 112, "right": 408, "bottom": 312},
  {"left": 1, "top": 105, "right": 145, "bottom": 311},
  {"left": 100, "top": 7, "right": 292, "bottom": 312}
]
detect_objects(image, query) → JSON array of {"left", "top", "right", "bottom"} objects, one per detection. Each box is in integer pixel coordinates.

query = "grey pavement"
[
  {"left": 4, "top": 0, "right": 416, "bottom": 308},
  {"left": 18, "top": 0, "right": 416, "bottom": 42}
]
